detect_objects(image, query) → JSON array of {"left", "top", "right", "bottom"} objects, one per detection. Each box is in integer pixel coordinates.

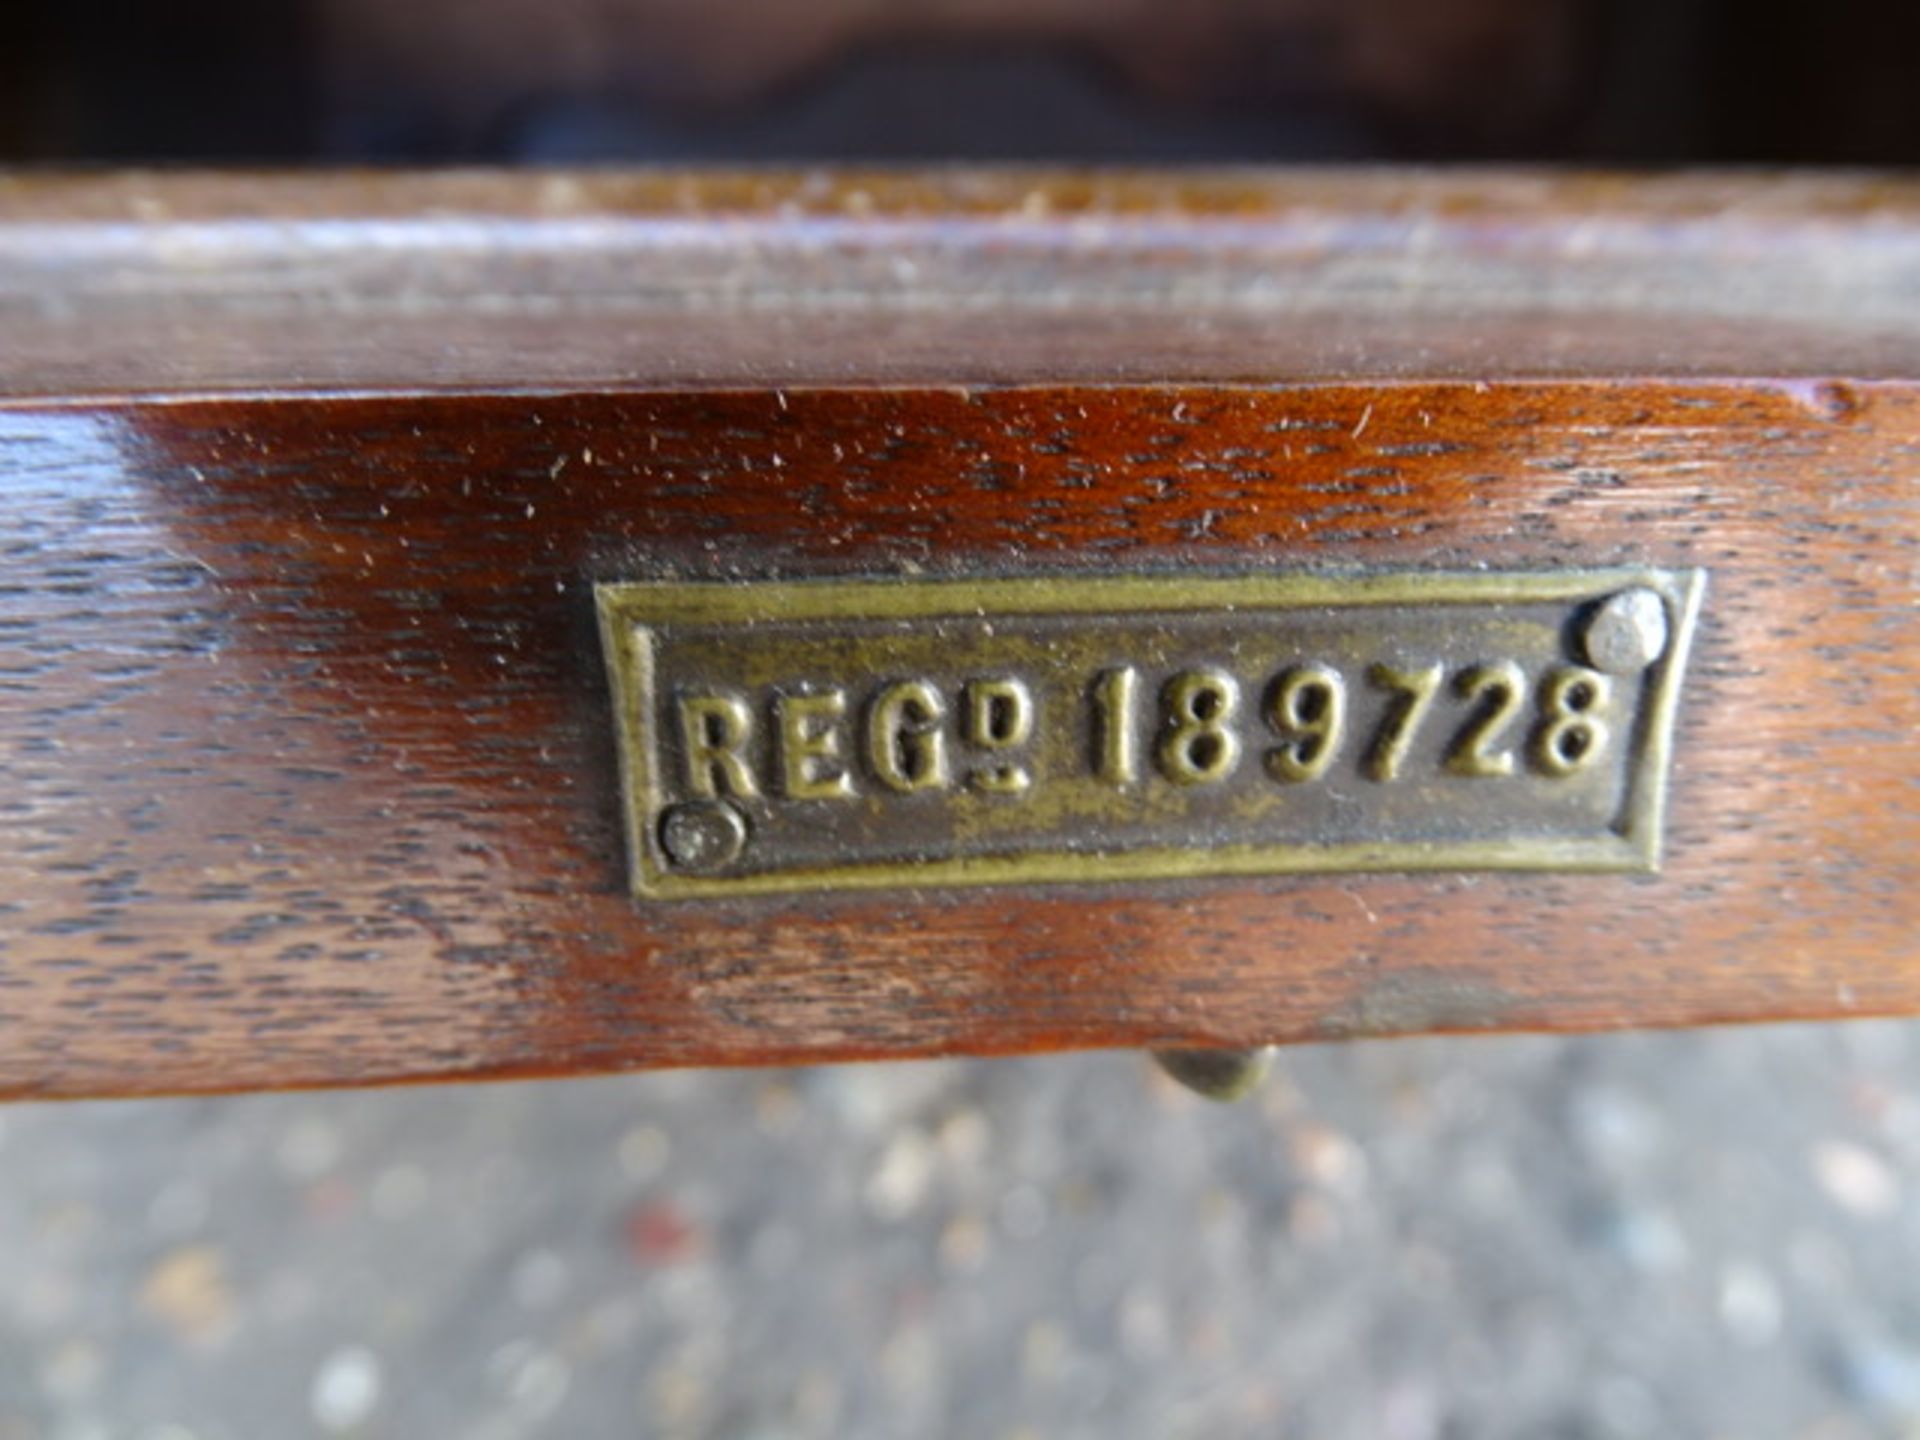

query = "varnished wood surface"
[
  {"left": 6, "top": 170, "right": 1920, "bottom": 395},
  {"left": 3, "top": 381, "right": 1915, "bottom": 1097}
]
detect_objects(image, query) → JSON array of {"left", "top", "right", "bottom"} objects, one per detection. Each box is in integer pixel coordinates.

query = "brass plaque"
[{"left": 597, "top": 569, "right": 1705, "bottom": 899}]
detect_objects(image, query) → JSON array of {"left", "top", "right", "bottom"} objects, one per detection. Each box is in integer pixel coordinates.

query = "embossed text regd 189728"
[{"left": 597, "top": 570, "right": 1705, "bottom": 899}]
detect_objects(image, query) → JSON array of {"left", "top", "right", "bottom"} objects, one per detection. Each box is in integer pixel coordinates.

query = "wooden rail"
[{"left": 1, "top": 171, "right": 1916, "bottom": 1096}]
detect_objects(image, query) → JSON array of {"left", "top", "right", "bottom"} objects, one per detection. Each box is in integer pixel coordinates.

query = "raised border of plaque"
[{"left": 597, "top": 568, "right": 1706, "bottom": 899}]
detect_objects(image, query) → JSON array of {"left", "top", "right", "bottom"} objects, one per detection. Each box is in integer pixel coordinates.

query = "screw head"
[
  {"left": 1152, "top": 1046, "right": 1278, "bottom": 1102},
  {"left": 658, "top": 801, "right": 748, "bottom": 873},
  {"left": 1580, "top": 588, "right": 1670, "bottom": 675}
]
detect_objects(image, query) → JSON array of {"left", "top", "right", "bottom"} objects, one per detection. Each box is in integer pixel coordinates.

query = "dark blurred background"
[
  {"left": 4, "top": 0, "right": 1919, "bottom": 166},
  {"left": 6, "top": 3, "right": 1920, "bottom": 1436}
]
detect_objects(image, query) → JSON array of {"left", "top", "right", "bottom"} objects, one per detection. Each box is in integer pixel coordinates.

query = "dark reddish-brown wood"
[{"left": 1, "top": 173, "right": 1917, "bottom": 1097}]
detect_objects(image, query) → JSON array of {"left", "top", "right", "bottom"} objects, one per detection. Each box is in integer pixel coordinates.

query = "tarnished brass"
[{"left": 597, "top": 568, "right": 1706, "bottom": 899}]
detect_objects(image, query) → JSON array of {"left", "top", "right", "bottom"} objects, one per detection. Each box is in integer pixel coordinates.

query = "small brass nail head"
[
  {"left": 1580, "top": 588, "right": 1669, "bottom": 676},
  {"left": 658, "top": 800, "right": 748, "bottom": 872}
]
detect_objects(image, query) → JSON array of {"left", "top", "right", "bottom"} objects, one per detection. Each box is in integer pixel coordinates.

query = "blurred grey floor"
[{"left": 5, "top": 1022, "right": 1920, "bottom": 1439}]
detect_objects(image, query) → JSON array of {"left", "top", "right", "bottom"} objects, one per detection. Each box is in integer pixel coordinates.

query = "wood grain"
[
  {"left": 7, "top": 170, "right": 1920, "bottom": 395},
  {"left": 3, "top": 379, "right": 1915, "bottom": 1097}
]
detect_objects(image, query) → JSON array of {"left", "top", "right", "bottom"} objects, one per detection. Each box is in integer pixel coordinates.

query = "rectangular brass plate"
[{"left": 597, "top": 569, "right": 1706, "bottom": 899}]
